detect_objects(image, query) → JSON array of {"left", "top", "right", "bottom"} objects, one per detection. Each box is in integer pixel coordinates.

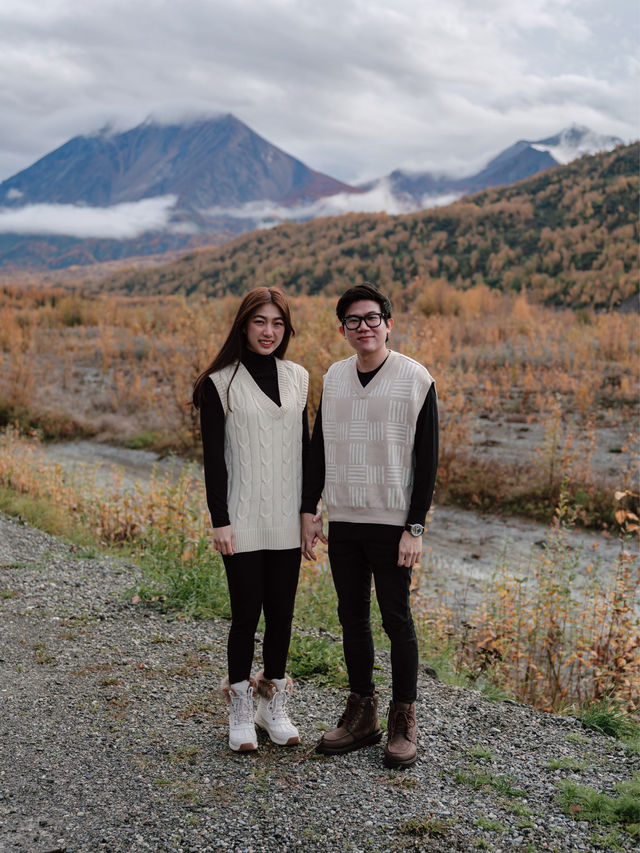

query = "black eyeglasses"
[{"left": 342, "top": 312, "right": 385, "bottom": 330}]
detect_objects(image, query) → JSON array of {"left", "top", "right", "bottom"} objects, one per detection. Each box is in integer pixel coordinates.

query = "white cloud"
[
  {"left": 202, "top": 181, "right": 462, "bottom": 224},
  {"left": 0, "top": 0, "right": 636, "bottom": 184},
  {"left": 0, "top": 196, "right": 177, "bottom": 238}
]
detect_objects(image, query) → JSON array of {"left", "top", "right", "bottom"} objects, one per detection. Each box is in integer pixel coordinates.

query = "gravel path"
[{"left": 0, "top": 511, "right": 638, "bottom": 853}]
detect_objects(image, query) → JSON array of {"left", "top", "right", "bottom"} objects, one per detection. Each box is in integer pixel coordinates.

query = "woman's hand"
[{"left": 213, "top": 525, "right": 236, "bottom": 556}]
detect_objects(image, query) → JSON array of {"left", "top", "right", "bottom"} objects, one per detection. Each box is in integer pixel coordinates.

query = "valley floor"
[{"left": 1, "top": 512, "right": 638, "bottom": 853}]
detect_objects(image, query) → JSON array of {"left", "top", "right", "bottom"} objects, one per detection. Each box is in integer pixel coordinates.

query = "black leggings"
[
  {"left": 328, "top": 528, "right": 418, "bottom": 703},
  {"left": 222, "top": 547, "right": 301, "bottom": 683}
]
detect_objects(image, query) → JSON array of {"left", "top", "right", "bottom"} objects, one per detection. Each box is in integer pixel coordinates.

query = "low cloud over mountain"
[
  {"left": 366, "top": 126, "right": 624, "bottom": 203},
  {"left": 0, "top": 196, "right": 178, "bottom": 239},
  {"left": 0, "top": 118, "right": 626, "bottom": 269}
]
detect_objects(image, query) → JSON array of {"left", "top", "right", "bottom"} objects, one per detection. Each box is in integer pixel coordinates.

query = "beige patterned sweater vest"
[
  {"left": 210, "top": 359, "right": 308, "bottom": 553},
  {"left": 321, "top": 350, "right": 433, "bottom": 525}
]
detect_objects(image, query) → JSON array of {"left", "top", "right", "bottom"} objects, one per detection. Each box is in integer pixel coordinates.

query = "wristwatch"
[{"left": 405, "top": 523, "right": 425, "bottom": 537}]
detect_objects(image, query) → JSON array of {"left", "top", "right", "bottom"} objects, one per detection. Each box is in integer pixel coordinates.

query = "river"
[{"left": 42, "top": 439, "right": 638, "bottom": 613}]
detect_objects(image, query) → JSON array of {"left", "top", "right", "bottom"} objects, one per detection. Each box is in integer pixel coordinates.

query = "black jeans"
[
  {"left": 222, "top": 547, "right": 301, "bottom": 683},
  {"left": 328, "top": 525, "right": 418, "bottom": 703}
]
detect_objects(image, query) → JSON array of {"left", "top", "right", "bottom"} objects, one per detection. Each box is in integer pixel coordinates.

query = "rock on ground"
[{"left": 0, "top": 511, "right": 638, "bottom": 852}]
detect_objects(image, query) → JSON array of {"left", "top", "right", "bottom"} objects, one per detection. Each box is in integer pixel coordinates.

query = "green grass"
[
  {"left": 0, "top": 473, "right": 635, "bottom": 720},
  {"left": 131, "top": 530, "right": 231, "bottom": 620},
  {"left": 506, "top": 802, "right": 531, "bottom": 817},
  {"left": 0, "top": 486, "right": 95, "bottom": 547},
  {"left": 570, "top": 695, "right": 640, "bottom": 756},
  {"left": 453, "top": 769, "right": 527, "bottom": 798},
  {"left": 287, "top": 633, "right": 348, "bottom": 685},
  {"left": 591, "top": 828, "right": 626, "bottom": 851},
  {"left": 123, "top": 430, "right": 163, "bottom": 450},
  {"left": 557, "top": 773, "right": 640, "bottom": 835},
  {"left": 399, "top": 816, "right": 450, "bottom": 838},
  {"left": 32, "top": 642, "right": 56, "bottom": 665},
  {"left": 467, "top": 745, "right": 495, "bottom": 761},
  {"left": 72, "top": 547, "right": 98, "bottom": 559},
  {"left": 566, "top": 732, "right": 590, "bottom": 746},
  {"left": 574, "top": 695, "right": 640, "bottom": 742},
  {"left": 546, "top": 757, "right": 587, "bottom": 772},
  {"left": 476, "top": 817, "right": 505, "bottom": 833}
]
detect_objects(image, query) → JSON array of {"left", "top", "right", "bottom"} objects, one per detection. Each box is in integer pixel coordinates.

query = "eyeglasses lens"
[{"left": 344, "top": 313, "right": 383, "bottom": 330}]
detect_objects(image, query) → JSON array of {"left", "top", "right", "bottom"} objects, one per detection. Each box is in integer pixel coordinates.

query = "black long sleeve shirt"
[
  {"left": 301, "top": 360, "right": 438, "bottom": 535},
  {"left": 199, "top": 348, "right": 310, "bottom": 528}
]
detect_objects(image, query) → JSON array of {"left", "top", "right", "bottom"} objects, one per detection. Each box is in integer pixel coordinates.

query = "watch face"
[{"left": 409, "top": 524, "right": 424, "bottom": 537}]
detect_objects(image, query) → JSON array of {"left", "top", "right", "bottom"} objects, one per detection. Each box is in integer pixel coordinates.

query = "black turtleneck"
[{"left": 199, "top": 349, "right": 310, "bottom": 527}]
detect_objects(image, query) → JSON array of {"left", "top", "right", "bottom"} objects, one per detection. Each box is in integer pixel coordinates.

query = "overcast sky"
[{"left": 0, "top": 0, "right": 637, "bottom": 186}]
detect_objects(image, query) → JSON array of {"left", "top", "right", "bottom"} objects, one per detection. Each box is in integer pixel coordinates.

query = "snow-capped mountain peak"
[{"left": 530, "top": 125, "right": 622, "bottom": 165}]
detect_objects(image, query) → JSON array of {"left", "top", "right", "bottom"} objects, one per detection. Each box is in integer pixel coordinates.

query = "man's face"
[{"left": 339, "top": 299, "right": 393, "bottom": 357}]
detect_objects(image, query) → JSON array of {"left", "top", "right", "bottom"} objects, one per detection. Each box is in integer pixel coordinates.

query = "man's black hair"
[{"left": 335, "top": 282, "right": 393, "bottom": 322}]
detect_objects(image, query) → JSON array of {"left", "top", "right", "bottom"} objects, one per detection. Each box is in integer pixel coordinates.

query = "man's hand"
[
  {"left": 301, "top": 511, "right": 327, "bottom": 560},
  {"left": 212, "top": 525, "right": 235, "bottom": 556},
  {"left": 397, "top": 530, "right": 423, "bottom": 568}
]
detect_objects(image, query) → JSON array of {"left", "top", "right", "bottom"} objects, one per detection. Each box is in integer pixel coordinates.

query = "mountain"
[
  {"left": 102, "top": 142, "right": 639, "bottom": 311},
  {"left": 0, "top": 114, "right": 357, "bottom": 209},
  {"left": 0, "top": 114, "right": 360, "bottom": 271},
  {"left": 0, "top": 121, "right": 627, "bottom": 273},
  {"left": 377, "top": 126, "right": 624, "bottom": 204}
]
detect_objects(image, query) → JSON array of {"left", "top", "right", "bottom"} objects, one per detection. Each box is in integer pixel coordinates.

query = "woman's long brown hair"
[{"left": 192, "top": 287, "right": 295, "bottom": 409}]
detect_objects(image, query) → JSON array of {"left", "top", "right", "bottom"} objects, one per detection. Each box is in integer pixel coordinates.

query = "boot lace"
[
  {"left": 266, "top": 687, "right": 290, "bottom": 721},
  {"left": 230, "top": 686, "right": 254, "bottom": 726},
  {"left": 389, "top": 709, "right": 414, "bottom": 741},
  {"left": 338, "top": 693, "right": 361, "bottom": 728}
]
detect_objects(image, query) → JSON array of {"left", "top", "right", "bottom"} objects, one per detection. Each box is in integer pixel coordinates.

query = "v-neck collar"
[
  {"left": 237, "top": 359, "right": 288, "bottom": 417},
  {"left": 350, "top": 351, "right": 393, "bottom": 397}
]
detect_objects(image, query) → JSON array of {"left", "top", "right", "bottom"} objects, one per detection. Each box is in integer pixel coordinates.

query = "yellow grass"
[
  {"left": 0, "top": 426, "right": 637, "bottom": 712},
  {"left": 0, "top": 281, "right": 638, "bottom": 709}
]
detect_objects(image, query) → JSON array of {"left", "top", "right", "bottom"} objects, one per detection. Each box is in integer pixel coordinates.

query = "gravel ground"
[{"left": 0, "top": 511, "right": 638, "bottom": 853}]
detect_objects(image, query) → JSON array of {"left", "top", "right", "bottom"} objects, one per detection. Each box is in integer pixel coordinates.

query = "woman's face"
[{"left": 244, "top": 303, "right": 286, "bottom": 355}]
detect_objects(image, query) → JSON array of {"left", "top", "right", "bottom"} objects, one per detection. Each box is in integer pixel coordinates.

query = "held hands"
[
  {"left": 301, "top": 510, "right": 327, "bottom": 561},
  {"left": 397, "top": 529, "right": 423, "bottom": 568},
  {"left": 212, "top": 525, "right": 236, "bottom": 556}
]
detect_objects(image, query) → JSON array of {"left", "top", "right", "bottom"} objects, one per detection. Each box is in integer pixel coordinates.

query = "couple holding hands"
[{"left": 192, "top": 282, "right": 438, "bottom": 769}]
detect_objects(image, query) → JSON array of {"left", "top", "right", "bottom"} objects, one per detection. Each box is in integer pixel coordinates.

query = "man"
[{"left": 301, "top": 282, "right": 438, "bottom": 769}]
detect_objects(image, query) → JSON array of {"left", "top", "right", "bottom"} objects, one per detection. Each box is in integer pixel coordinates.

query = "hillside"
[{"left": 104, "top": 143, "right": 639, "bottom": 309}]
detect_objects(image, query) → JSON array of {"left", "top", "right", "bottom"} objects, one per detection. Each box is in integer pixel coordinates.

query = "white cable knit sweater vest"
[
  {"left": 210, "top": 359, "right": 308, "bottom": 553},
  {"left": 321, "top": 350, "right": 433, "bottom": 526}
]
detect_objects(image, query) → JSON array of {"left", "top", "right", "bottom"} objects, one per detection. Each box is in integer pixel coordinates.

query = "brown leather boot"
[
  {"left": 384, "top": 701, "right": 418, "bottom": 768},
  {"left": 315, "top": 692, "right": 383, "bottom": 755}
]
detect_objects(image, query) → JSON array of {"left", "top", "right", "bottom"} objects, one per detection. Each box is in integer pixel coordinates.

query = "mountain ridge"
[
  {"left": 100, "top": 142, "right": 638, "bottom": 311},
  {"left": 369, "top": 126, "right": 623, "bottom": 204},
  {"left": 0, "top": 113, "right": 358, "bottom": 209},
  {"left": 0, "top": 119, "right": 629, "bottom": 272}
]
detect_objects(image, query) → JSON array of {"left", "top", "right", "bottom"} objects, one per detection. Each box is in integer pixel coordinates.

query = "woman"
[{"left": 193, "top": 287, "right": 309, "bottom": 752}]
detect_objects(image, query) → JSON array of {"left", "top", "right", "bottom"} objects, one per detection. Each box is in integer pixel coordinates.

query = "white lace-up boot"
[
  {"left": 254, "top": 671, "right": 300, "bottom": 746},
  {"left": 221, "top": 677, "right": 258, "bottom": 752}
]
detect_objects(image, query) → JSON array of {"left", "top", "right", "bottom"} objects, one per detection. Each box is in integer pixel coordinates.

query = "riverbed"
[{"left": 41, "top": 439, "right": 639, "bottom": 613}]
